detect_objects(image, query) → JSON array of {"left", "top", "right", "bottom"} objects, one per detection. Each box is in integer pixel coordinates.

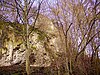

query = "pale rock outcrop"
[{"left": 0, "top": 14, "right": 65, "bottom": 67}]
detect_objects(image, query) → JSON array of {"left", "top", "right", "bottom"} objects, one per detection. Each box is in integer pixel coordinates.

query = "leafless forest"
[{"left": 0, "top": 0, "right": 100, "bottom": 75}]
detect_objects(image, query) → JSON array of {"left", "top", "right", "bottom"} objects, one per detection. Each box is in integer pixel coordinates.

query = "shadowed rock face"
[{"left": 0, "top": 14, "right": 65, "bottom": 67}]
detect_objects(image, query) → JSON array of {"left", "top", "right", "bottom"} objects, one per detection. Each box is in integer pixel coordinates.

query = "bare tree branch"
[
  {"left": 75, "top": 30, "right": 100, "bottom": 62},
  {"left": 29, "top": 0, "right": 43, "bottom": 35},
  {"left": 27, "top": 0, "right": 35, "bottom": 16},
  {"left": 15, "top": 0, "right": 24, "bottom": 24}
]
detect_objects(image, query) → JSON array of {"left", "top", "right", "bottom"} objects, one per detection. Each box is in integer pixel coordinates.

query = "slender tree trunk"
[
  {"left": 23, "top": 0, "right": 30, "bottom": 74},
  {"left": 26, "top": 47, "right": 30, "bottom": 75},
  {"left": 25, "top": 23, "right": 30, "bottom": 75},
  {"left": 25, "top": 16, "right": 30, "bottom": 75}
]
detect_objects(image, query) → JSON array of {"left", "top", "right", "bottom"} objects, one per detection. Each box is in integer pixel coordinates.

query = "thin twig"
[
  {"left": 75, "top": 31, "right": 100, "bottom": 62},
  {"left": 27, "top": 0, "right": 35, "bottom": 16},
  {"left": 29, "top": 0, "right": 43, "bottom": 35}
]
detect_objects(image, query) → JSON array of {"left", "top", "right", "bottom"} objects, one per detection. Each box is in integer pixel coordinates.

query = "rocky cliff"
[{"left": 0, "top": 14, "right": 65, "bottom": 67}]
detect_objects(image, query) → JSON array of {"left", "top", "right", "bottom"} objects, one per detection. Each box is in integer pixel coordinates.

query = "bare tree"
[
  {"left": 41, "top": 0, "right": 100, "bottom": 75},
  {"left": 0, "top": 0, "right": 43, "bottom": 74}
]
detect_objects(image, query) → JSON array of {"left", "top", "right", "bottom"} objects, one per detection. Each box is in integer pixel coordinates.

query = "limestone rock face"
[{"left": 0, "top": 15, "right": 65, "bottom": 67}]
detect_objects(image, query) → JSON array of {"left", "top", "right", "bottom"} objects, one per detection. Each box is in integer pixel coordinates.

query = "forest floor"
[{"left": 0, "top": 64, "right": 56, "bottom": 75}]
